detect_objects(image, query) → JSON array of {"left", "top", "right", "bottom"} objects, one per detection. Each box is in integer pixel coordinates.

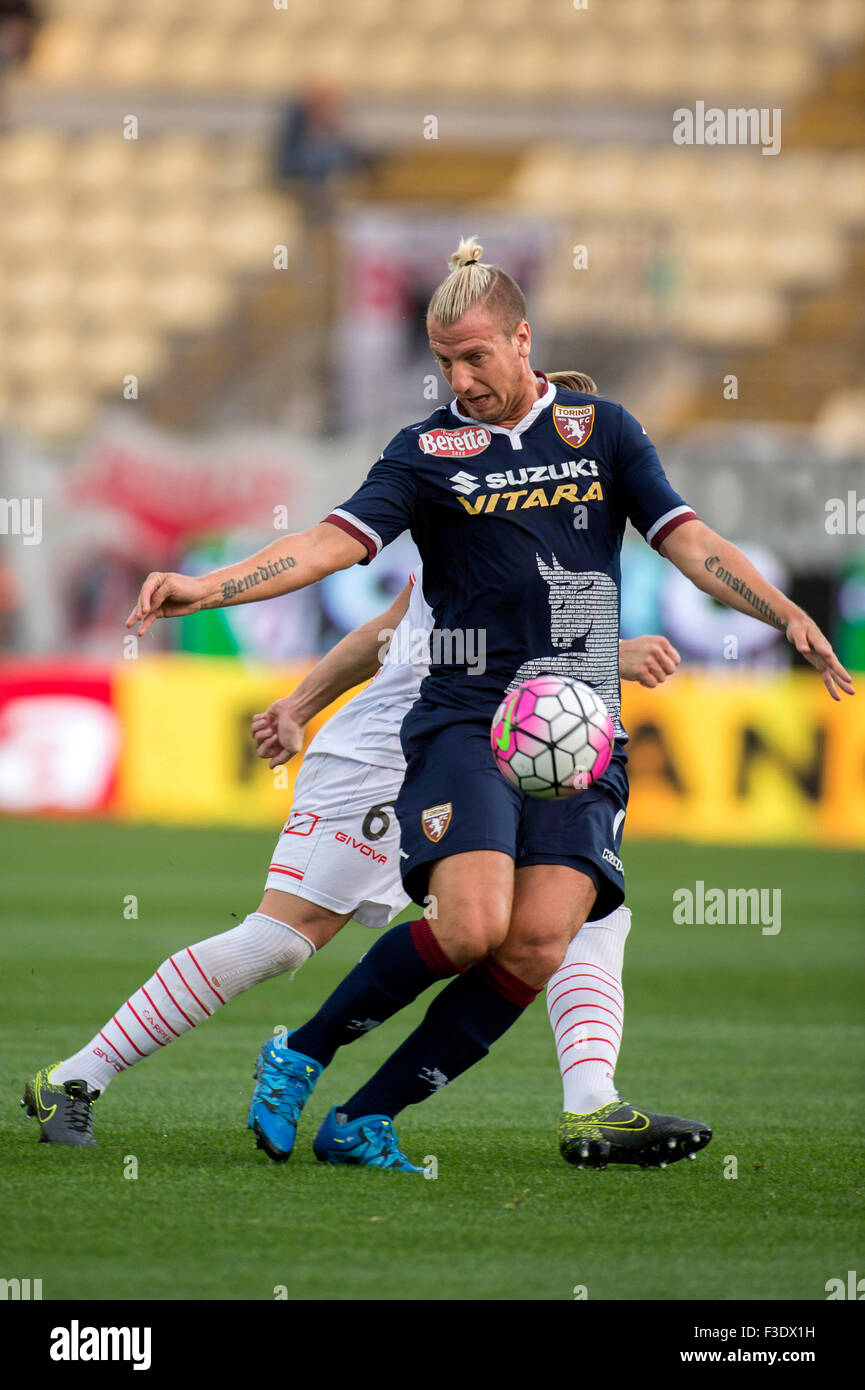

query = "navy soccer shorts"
[{"left": 396, "top": 709, "right": 629, "bottom": 920}]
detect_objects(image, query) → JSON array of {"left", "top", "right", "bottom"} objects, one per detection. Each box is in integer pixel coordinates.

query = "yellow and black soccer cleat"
[
  {"left": 559, "top": 1100, "right": 711, "bottom": 1169},
  {"left": 21, "top": 1065, "right": 99, "bottom": 1147}
]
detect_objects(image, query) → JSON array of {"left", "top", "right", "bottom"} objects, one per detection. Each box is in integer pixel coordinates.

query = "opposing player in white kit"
[
  {"left": 22, "top": 565, "right": 679, "bottom": 1165},
  {"left": 248, "top": 557, "right": 678, "bottom": 1165}
]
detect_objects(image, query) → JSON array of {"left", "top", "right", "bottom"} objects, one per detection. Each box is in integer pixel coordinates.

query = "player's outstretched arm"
[
  {"left": 659, "top": 520, "right": 855, "bottom": 700},
  {"left": 251, "top": 581, "right": 413, "bottom": 768},
  {"left": 126, "top": 523, "right": 365, "bottom": 637},
  {"left": 619, "top": 635, "right": 680, "bottom": 686}
]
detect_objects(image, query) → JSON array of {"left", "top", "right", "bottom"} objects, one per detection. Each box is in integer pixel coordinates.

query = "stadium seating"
[
  {"left": 19, "top": 0, "right": 865, "bottom": 97},
  {"left": 0, "top": 0, "right": 862, "bottom": 439},
  {"left": 0, "top": 126, "right": 298, "bottom": 438}
]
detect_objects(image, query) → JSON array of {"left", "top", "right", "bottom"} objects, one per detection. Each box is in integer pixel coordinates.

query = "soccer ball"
[{"left": 490, "top": 674, "right": 614, "bottom": 798}]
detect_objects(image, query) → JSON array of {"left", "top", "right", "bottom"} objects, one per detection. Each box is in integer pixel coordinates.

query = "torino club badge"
[
  {"left": 553, "top": 404, "right": 595, "bottom": 449},
  {"left": 422, "top": 803, "right": 452, "bottom": 842}
]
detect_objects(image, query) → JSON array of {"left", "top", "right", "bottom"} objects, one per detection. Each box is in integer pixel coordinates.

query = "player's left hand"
[
  {"left": 619, "top": 634, "right": 681, "bottom": 687},
  {"left": 126, "top": 571, "right": 205, "bottom": 636},
  {"left": 251, "top": 697, "right": 306, "bottom": 768},
  {"left": 785, "top": 614, "right": 855, "bottom": 700}
]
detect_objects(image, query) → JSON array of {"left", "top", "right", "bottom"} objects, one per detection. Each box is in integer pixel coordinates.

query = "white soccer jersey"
[{"left": 309, "top": 566, "right": 432, "bottom": 771}]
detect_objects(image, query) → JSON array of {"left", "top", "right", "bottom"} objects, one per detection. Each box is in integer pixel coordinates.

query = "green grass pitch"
[{"left": 1, "top": 819, "right": 863, "bottom": 1302}]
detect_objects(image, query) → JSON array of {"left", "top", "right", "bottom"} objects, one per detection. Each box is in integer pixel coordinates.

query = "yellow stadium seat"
[
  {"left": 209, "top": 140, "right": 269, "bottom": 194},
  {"left": 543, "top": 39, "right": 622, "bottom": 99},
  {"left": 739, "top": 0, "right": 802, "bottom": 41},
  {"left": 158, "top": 29, "right": 235, "bottom": 91},
  {"left": 191, "top": 0, "right": 253, "bottom": 24},
  {"left": 815, "top": 388, "right": 865, "bottom": 453},
  {"left": 607, "top": 43, "right": 693, "bottom": 100},
  {"left": 575, "top": 147, "right": 642, "bottom": 214},
  {"left": 137, "top": 204, "right": 210, "bottom": 261},
  {"left": 66, "top": 202, "right": 142, "bottom": 261},
  {"left": 111, "top": 0, "right": 183, "bottom": 18},
  {"left": 698, "top": 157, "right": 773, "bottom": 214},
  {"left": 417, "top": 40, "right": 481, "bottom": 96},
  {"left": 754, "top": 228, "right": 845, "bottom": 288},
  {"left": 341, "top": 0, "right": 399, "bottom": 34},
  {"left": 676, "top": 290, "right": 784, "bottom": 346},
  {"left": 0, "top": 195, "right": 66, "bottom": 253},
  {"left": 8, "top": 329, "right": 82, "bottom": 382},
  {"left": 0, "top": 130, "right": 66, "bottom": 190},
  {"left": 633, "top": 152, "right": 699, "bottom": 216},
  {"left": 63, "top": 133, "right": 140, "bottom": 193},
  {"left": 90, "top": 25, "right": 168, "bottom": 88},
  {"left": 229, "top": 32, "right": 308, "bottom": 94},
  {"left": 819, "top": 153, "right": 865, "bottom": 222},
  {"left": 144, "top": 273, "right": 231, "bottom": 330},
  {"left": 487, "top": 36, "right": 556, "bottom": 98},
  {"left": 70, "top": 269, "right": 149, "bottom": 326},
  {"left": 78, "top": 329, "right": 167, "bottom": 390},
  {"left": 3, "top": 268, "right": 75, "bottom": 323},
  {"left": 739, "top": 44, "right": 816, "bottom": 100},
  {"left": 508, "top": 147, "right": 573, "bottom": 211},
  {"left": 603, "top": 0, "right": 667, "bottom": 34},
  {"left": 683, "top": 231, "right": 761, "bottom": 289},
  {"left": 135, "top": 134, "right": 212, "bottom": 192},
  {"left": 8, "top": 389, "right": 97, "bottom": 441},
  {"left": 57, "top": 0, "right": 118, "bottom": 21},
  {"left": 25, "top": 20, "right": 94, "bottom": 83},
  {"left": 209, "top": 195, "right": 297, "bottom": 269}
]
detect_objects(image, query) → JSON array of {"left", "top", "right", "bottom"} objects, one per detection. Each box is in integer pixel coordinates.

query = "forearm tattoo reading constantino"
[{"left": 704, "top": 555, "right": 786, "bottom": 630}]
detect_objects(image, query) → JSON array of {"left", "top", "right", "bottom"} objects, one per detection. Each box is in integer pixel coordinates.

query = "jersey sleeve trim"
[
  {"left": 646, "top": 505, "right": 698, "bottom": 551},
  {"left": 323, "top": 508, "right": 383, "bottom": 564}
]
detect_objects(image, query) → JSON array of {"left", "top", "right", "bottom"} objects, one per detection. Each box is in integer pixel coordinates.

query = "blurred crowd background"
[{"left": 0, "top": 0, "right": 863, "bottom": 845}]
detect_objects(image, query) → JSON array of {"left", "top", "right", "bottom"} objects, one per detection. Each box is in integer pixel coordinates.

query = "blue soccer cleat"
[
  {"left": 248, "top": 1036, "right": 322, "bottom": 1162},
  {"left": 313, "top": 1106, "right": 423, "bottom": 1173}
]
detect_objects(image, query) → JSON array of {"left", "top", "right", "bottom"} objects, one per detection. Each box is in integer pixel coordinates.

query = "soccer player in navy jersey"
[{"left": 128, "top": 238, "right": 854, "bottom": 1173}]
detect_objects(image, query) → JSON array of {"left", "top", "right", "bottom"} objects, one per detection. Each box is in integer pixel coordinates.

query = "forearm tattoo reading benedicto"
[{"left": 221, "top": 555, "right": 296, "bottom": 603}]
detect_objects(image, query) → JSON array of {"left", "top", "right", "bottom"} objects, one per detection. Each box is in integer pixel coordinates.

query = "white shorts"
[{"left": 265, "top": 752, "right": 410, "bottom": 929}]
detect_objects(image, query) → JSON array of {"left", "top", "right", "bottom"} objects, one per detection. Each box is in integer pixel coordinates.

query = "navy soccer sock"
[
  {"left": 340, "top": 957, "right": 540, "bottom": 1120},
  {"left": 288, "top": 919, "right": 460, "bottom": 1068}
]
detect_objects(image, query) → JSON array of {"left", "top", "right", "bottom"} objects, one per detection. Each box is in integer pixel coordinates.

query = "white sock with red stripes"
[
  {"left": 50, "top": 913, "right": 314, "bottom": 1095},
  {"left": 546, "top": 906, "right": 631, "bottom": 1114}
]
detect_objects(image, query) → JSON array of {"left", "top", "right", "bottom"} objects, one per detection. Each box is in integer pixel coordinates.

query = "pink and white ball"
[{"left": 490, "top": 675, "right": 614, "bottom": 798}]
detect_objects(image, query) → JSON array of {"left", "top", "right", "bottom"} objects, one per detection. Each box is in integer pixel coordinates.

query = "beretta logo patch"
[{"left": 418, "top": 427, "right": 491, "bottom": 458}]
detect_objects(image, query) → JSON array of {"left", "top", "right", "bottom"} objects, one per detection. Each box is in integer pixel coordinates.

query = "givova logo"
[{"left": 50, "top": 1321, "right": 152, "bottom": 1371}]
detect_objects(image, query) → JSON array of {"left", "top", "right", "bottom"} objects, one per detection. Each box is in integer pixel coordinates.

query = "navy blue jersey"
[{"left": 325, "top": 376, "right": 696, "bottom": 737}]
